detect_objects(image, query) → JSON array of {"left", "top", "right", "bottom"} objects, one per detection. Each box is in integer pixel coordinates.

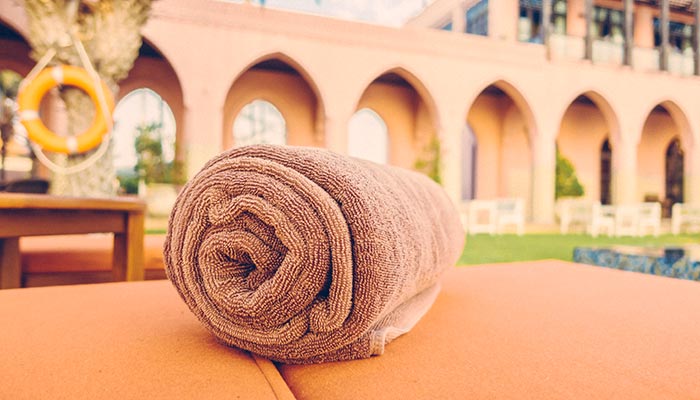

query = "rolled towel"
[{"left": 164, "top": 145, "right": 464, "bottom": 364}]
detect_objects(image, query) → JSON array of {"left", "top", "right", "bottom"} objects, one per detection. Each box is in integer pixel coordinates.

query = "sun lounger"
[{"left": 2, "top": 261, "right": 699, "bottom": 399}]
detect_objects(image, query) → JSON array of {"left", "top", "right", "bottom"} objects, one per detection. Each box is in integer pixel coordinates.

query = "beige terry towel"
[{"left": 164, "top": 145, "right": 464, "bottom": 364}]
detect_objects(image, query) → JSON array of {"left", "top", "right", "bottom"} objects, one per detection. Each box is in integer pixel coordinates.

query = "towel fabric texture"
[{"left": 164, "top": 145, "right": 464, "bottom": 363}]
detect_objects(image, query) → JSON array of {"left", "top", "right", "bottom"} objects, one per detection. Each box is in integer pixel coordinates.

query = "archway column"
[
  {"left": 440, "top": 109, "right": 465, "bottom": 205},
  {"left": 182, "top": 88, "right": 224, "bottom": 179},
  {"left": 610, "top": 136, "right": 638, "bottom": 204},
  {"left": 324, "top": 111, "right": 352, "bottom": 155},
  {"left": 531, "top": 132, "right": 556, "bottom": 224},
  {"left": 685, "top": 143, "right": 700, "bottom": 205}
]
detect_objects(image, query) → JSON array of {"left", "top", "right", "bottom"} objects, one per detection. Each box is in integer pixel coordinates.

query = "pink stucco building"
[{"left": 1, "top": 0, "right": 698, "bottom": 223}]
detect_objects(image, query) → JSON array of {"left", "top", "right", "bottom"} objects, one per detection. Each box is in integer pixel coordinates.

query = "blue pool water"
[{"left": 573, "top": 245, "right": 700, "bottom": 281}]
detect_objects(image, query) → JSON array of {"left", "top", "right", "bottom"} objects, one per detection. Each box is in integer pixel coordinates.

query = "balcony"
[{"left": 548, "top": 33, "right": 695, "bottom": 76}]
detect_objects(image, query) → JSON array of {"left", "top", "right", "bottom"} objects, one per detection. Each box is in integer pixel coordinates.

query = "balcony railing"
[{"left": 547, "top": 33, "right": 696, "bottom": 77}]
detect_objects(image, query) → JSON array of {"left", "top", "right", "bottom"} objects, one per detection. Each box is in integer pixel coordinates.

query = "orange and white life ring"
[{"left": 17, "top": 65, "right": 114, "bottom": 154}]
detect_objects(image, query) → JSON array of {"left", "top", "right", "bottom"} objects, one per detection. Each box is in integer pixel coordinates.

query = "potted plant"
[{"left": 134, "top": 122, "right": 185, "bottom": 217}]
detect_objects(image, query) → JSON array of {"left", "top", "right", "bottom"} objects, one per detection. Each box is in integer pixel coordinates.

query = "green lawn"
[{"left": 458, "top": 233, "right": 700, "bottom": 265}]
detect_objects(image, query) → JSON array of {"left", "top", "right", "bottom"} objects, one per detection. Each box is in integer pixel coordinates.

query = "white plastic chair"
[
  {"left": 637, "top": 202, "right": 661, "bottom": 237},
  {"left": 588, "top": 202, "right": 615, "bottom": 237},
  {"left": 467, "top": 200, "right": 497, "bottom": 235},
  {"left": 495, "top": 198, "right": 525, "bottom": 236},
  {"left": 614, "top": 204, "right": 639, "bottom": 237},
  {"left": 672, "top": 203, "right": 700, "bottom": 234},
  {"left": 557, "top": 198, "right": 594, "bottom": 234}
]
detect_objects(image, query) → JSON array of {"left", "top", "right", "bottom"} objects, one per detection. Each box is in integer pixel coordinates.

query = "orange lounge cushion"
[
  {"left": 280, "top": 261, "right": 700, "bottom": 399},
  {"left": 20, "top": 234, "right": 165, "bottom": 273},
  {"left": 0, "top": 280, "right": 288, "bottom": 399}
]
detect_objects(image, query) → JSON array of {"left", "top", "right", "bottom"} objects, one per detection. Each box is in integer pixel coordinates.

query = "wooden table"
[{"left": 0, "top": 193, "right": 146, "bottom": 289}]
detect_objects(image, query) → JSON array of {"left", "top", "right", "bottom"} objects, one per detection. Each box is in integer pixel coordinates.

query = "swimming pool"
[{"left": 573, "top": 245, "right": 700, "bottom": 281}]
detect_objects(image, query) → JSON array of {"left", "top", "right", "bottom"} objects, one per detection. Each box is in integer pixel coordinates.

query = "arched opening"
[
  {"left": 233, "top": 99, "right": 286, "bottom": 147},
  {"left": 347, "top": 108, "right": 388, "bottom": 164},
  {"left": 665, "top": 137, "right": 684, "bottom": 213},
  {"left": 556, "top": 93, "right": 617, "bottom": 202},
  {"left": 600, "top": 139, "right": 612, "bottom": 204},
  {"left": 0, "top": 18, "right": 32, "bottom": 76},
  {"left": 353, "top": 68, "right": 439, "bottom": 175},
  {"left": 119, "top": 38, "right": 185, "bottom": 166},
  {"left": 638, "top": 103, "right": 689, "bottom": 208},
  {"left": 112, "top": 88, "right": 177, "bottom": 194},
  {"left": 461, "top": 124, "right": 478, "bottom": 201},
  {"left": 466, "top": 82, "right": 534, "bottom": 210},
  {"left": 223, "top": 55, "right": 323, "bottom": 150}
]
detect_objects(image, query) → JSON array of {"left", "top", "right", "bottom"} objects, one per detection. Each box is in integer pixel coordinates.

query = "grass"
[
  {"left": 458, "top": 233, "right": 700, "bottom": 265},
  {"left": 147, "top": 227, "right": 698, "bottom": 266}
]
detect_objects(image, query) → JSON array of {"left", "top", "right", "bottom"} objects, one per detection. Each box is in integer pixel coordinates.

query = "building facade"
[{"left": 1, "top": 0, "right": 699, "bottom": 223}]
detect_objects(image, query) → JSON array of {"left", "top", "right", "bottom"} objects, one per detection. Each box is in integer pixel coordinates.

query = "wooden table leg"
[
  {"left": 113, "top": 211, "right": 145, "bottom": 282},
  {"left": 0, "top": 238, "right": 21, "bottom": 289}
]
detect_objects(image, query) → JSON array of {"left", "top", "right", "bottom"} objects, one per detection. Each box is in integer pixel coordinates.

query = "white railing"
[
  {"left": 549, "top": 33, "right": 584, "bottom": 61},
  {"left": 668, "top": 50, "right": 695, "bottom": 76},
  {"left": 547, "top": 35, "right": 696, "bottom": 77},
  {"left": 592, "top": 39, "right": 624, "bottom": 65},
  {"left": 633, "top": 47, "right": 660, "bottom": 72}
]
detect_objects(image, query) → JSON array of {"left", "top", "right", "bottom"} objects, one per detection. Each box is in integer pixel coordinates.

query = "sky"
[{"left": 231, "top": 0, "right": 432, "bottom": 27}]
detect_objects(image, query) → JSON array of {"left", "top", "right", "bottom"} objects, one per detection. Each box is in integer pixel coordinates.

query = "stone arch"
[
  {"left": 352, "top": 67, "right": 440, "bottom": 170},
  {"left": 556, "top": 90, "right": 621, "bottom": 202},
  {"left": 347, "top": 108, "right": 389, "bottom": 164},
  {"left": 118, "top": 37, "right": 185, "bottom": 163},
  {"left": 466, "top": 79, "right": 537, "bottom": 142},
  {"left": 0, "top": 17, "right": 33, "bottom": 76},
  {"left": 638, "top": 100, "right": 693, "bottom": 205},
  {"left": 465, "top": 79, "right": 536, "bottom": 206},
  {"left": 222, "top": 53, "right": 325, "bottom": 149}
]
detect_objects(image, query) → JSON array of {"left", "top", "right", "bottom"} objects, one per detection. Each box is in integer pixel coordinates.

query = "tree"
[
  {"left": 555, "top": 148, "right": 584, "bottom": 199},
  {"left": 23, "top": 0, "right": 153, "bottom": 196},
  {"left": 414, "top": 135, "right": 442, "bottom": 185},
  {"left": 134, "top": 122, "right": 184, "bottom": 185}
]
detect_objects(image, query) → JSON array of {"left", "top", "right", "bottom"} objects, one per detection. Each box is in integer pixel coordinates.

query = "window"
[
  {"left": 600, "top": 139, "right": 611, "bottom": 205},
  {"left": 113, "top": 88, "right": 176, "bottom": 171},
  {"left": 466, "top": 0, "right": 489, "bottom": 36},
  {"left": 347, "top": 108, "right": 388, "bottom": 165},
  {"left": 665, "top": 137, "right": 684, "bottom": 207},
  {"left": 518, "top": 0, "right": 567, "bottom": 43},
  {"left": 461, "top": 125, "right": 477, "bottom": 201},
  {"left": 654, "top": 19, "right": 693, "bottom": 53},
  {"left": 112, "top": 88, "right": 177, "bottom": 194},
  {"left": 552, "top": 0, "right": 567, "bottom": 35},
  {"left": 232, "top": 100, "right": 286, "bottom": 147},
  {"left": 592, "top": 7, "right": 625, "bottom": 43}
]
